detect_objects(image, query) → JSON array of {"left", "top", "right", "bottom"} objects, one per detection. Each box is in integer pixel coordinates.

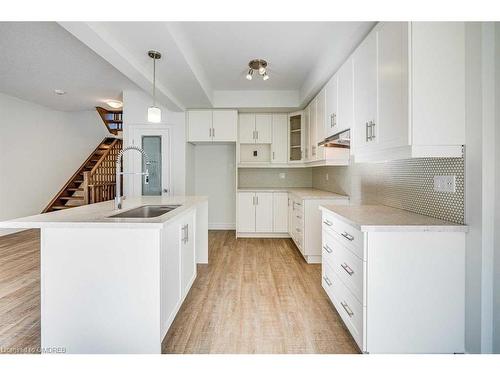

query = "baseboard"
[
  {"left": 0, "top": 228, "right": 27, "bottom": 237},
  {"left": 209, "top": 223, "right": 236, "bottom": 230},
  {"left": 236, "top": 232, "right": 291, "bottom": 238}
]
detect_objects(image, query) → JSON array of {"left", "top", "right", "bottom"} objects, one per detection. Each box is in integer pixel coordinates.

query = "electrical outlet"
[
  {"left": 434, "top": 175, "right": 456, "bottom": 193},
  {"left": 279, "top": 173, "right": 286, "bottom": 179},
  {"left": 325, "top": 173, "right": 329, "bottom": 181}
]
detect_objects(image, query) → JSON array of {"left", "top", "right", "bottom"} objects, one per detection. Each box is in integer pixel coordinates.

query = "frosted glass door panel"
[{"left": 142, "top": 136, "right": 162, "bottom": 196}]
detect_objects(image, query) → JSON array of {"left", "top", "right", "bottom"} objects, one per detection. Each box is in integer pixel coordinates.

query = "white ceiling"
[
  {"left": 172, "top": 22, "right": 372, "bottom": 91},
  {"left": 0, "top": 22, "right": 137, "bottom": 111},
  {"left": 61, "top": 21, "right": 375, "bottom": 111}
]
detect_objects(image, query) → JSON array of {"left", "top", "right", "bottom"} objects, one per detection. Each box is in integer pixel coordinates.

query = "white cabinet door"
[
  {"left": 377, "top": 22, "right": 409, "bottom": 150},
  {"left": 271, "top": 114, "right": 288, "bottom": 163},
  {"left": 337, "top": 58, "right": 354, "bottom": 134},
  {"left": 255, "top": 114, "right": 272, "bottom": 144},
  {"left": 255, "top": 192, "right": 273, "bottom": 232},
  {"left": 316, "top": 88, "right": 326, "bottom": 161},
  {"left": 239, "top": 113, "right": 256, "bottom": 144},
  {"left": 273, "top": 192, "right": 288, "bottom": 232},
  {"left": 309, "top": 98, "right": 317, "bottom": 160},
  {"left": 353, "top": 31, "right": 378, "bottom": 151},
  {"left": 212, "top": 110, "right": 237, "bottom": 142},
  {"left": 303, "top": 106, "right": 310, "bottom": 160},
  {"left": 187, "top": 110, "right": 213, "bottom": 142},
  {"left": 180, "top": 210, "right": 196, "bottom": 298},
  {"left": 160, "top": 218, "right": 181, "bottom": 336},
  {"left": 411, "top": 22, "right": 465, "bottom": 147},
  {"left": 237, "top": 192, "right": 256, "bottom": 232},
  {"left": 325, "top": 74, "right": 338, "bottom": 138}
]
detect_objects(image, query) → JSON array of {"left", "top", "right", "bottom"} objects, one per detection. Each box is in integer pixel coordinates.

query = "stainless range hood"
[{"left": 318, "top": 128, "right": 351, "bottom": 148}]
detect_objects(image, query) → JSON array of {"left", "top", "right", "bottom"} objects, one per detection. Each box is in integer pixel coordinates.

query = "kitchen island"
[{"left": 0, "top": 196, "right": 208, "bottom": 354}]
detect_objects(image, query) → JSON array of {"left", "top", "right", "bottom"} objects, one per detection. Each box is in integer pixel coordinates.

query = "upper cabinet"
[
  {"left": 187, "top": 110, "right": 237, "bottom": 143},
  {"left": 352, "top": 22, "right": 465, "bottom": 162},
  {"left": 289, "top": 111, "right": 305, "bottom": 162},
  {"left": 271, "top": 114, "right": 288, "bottom": 163},
  {"left": 324, "top": 74, "right": 338, "bottom": 138},
  {"left": 238, "top": 113, "right": 272, "bottom": 144},
  {"left": 336, "top": 58, "right": 354, "bottom": 136}
]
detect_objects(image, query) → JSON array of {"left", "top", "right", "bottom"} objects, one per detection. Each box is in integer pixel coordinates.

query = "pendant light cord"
[{"left": 153, "top": 57, "right": 156, "bottom": 106}]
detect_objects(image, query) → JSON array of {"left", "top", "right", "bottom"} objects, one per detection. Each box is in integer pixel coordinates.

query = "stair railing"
[{"left": 83, "top": 139, "right": 122, "bottom": 204}]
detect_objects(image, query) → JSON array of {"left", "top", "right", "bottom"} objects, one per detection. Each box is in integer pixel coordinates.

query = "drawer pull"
[
  {"left": 323, "top": 244, "right": 333, "bottom": 254},
  {"left": 296, "top": 228, "right": 302, "bottom": 233},
  {"left": 323, "top": 220, "right": 333, "bottom": 226},
  {"left": 296, "top": 215, "right": 302, "bottom": 219},
  {"left": 341, "top": 301, "right": 354, "bottom": 317},
  {"left": 341, "top": 263, "right": 354, "bottom": 276},
  {"left": 323, "top": 276, "right": 332, "bottom": 286},
  {"left": 341, "top": 231, "right": 354, "bottom": 241}
]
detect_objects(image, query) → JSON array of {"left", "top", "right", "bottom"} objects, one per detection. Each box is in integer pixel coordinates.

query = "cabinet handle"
[
  {"left": 341, "top": 301, "right": 354, "bottom": 317},
  {"left": 181, "top": 224, "right": 188, "bottom": 244},
  {"left": 256, "top": 130, "right": 259, "bottom": 140},
  {"left": 185, "top": 224, "right": 189, "bottom": 243},
  {"left": 323, "top": 219, "right": 333, "bottom": 226},
  {"left": 212, "top": 127, "right": 215, "bottom": 138},
  {"left": 370, "top": 121, "right": 375, "bottom": 140},
  {"left": 296, "top": 227, "right": 302, "bottom": 233},
  {"left": 272, "top": 151, "right": 275, "bottom": 160},
  {"left": 296, "top": 215, "right": 302, "bottom": 219},
  {"left": 330, "top": 114, "right": 334, "bottom": 128},
  {"left": 341, "top": 231, "right": 354, "bottom": 241},
  {"left": 323, "top": 276, "right": 332, "bottom": 286},
  {"left": 256, "top": 195, "right": 259, "bottom": 205},
  {"left": 323, "top": 244, "right": 333, "bottom": 253},
  {"left": 334, "top": 113, "right": 337, "bottom": 127},
  {"left": 365, "top": 122, "right": 369, "bottom": 142},
  {"left": 341, "top": 262, "right": 354, "bottom": 276}
]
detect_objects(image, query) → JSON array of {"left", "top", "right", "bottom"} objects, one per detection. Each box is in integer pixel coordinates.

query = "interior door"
[
  {"left": 255, "top": 192, "right": 273, "bottom": 232},
  {"left": 238, "top": 113, "right": 256, "bottom": 144},
  {"left": 129, "top": 126, "right": 170, "bottom": 197},
  {"left": 188, "top": 110, "right": 213, "bottom": 142},
  {"left": 237, "top": 192, "right": 256, "bottom": 232}
]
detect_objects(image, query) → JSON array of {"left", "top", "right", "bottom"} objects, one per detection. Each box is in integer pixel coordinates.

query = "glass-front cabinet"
[{"left": 288, "top": 111, "right": 304, "bottom": 162}]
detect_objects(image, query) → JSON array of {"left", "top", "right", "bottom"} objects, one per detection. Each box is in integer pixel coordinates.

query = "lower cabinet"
[
  {"left": 237, "top": 191, "right": 288, "bottom": 234},
  {"left": 160, "top": 208, "right": 197, "bottom": 339},
  {"left": 320, "top": 209, "right": 466, "bottom": 353}
]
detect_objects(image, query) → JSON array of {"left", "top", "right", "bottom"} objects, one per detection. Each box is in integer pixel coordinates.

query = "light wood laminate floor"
[{"left": 0, "top": 229, "right": 358, "bottom": 354}]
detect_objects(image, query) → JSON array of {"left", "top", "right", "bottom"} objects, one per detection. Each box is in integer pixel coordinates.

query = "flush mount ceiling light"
[
  {"left": 54, "top": 89, "right": 66, "bottom": 95},
  {"left": 147, "top": 50, "right": 162, "bottom": 123},
  {"left": 106, "top": 100, "right": 123, "bottom": 109},
  {"left": 245, "top": 59, "right": 269, "bottom": 81}
]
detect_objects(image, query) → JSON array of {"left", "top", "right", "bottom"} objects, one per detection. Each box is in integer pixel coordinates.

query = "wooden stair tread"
[
  {"left": 51, "top": 205, "right": 70, "bottom": 210},
  {"left": 59, "top": 196, "right": 84, "bottom": 200}
]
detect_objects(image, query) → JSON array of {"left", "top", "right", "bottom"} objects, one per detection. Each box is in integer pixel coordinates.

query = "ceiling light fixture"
[
  {"left": 246, "top": 69, "right": 253, "bottom": 80},
  {"left": 147, "top": 50, "right": 162, "bottom": 123},
  {"left": 54, "top": 89, "right": 66, "bottom": 95},
  {"left": 106, "top": 100, "right": 123, "bottom": 109},
  {"left": 246, "top": 59, "right": 269, "bottom": 81}
]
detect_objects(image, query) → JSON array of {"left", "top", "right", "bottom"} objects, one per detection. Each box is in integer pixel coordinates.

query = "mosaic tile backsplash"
[{"left": 312, "top": 157, "right": 465, "bottom": 224}]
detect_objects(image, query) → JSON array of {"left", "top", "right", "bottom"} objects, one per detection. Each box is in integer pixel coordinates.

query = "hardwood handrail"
[
  {"left": 89, "top": 138, "right": 120, "bottom": 177},
  {"left": 42, "top": 137, "right": 114, "bottom": 213}
]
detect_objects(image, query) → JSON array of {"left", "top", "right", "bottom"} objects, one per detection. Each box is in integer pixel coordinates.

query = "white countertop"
[
  {"left": 0, "top": 196, "right": 208, "bottom": 229},
  {"left": 237, "top": 187, "right": 349, "bottom": 200},
  {"left": 319, "top": 204, "right": 468, "bottom": 232}
]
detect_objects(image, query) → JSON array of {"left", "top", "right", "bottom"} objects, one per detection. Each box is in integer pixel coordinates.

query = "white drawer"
[
  {"left": 322, "top": 212, "right": 364, "bottom": 260},
  {"left": 322, "top": 262, "right": 363, "bottom": 349},
  {"left": 326, "top": 234, "right": 364, "bottom": 304},
  {"left": 292, "top": 198, "right": 303, "bottom": 214}
]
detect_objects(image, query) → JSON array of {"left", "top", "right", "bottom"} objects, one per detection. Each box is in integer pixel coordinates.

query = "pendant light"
[{"left": 147, "top": 50, "right": 162, "bottom": 123}]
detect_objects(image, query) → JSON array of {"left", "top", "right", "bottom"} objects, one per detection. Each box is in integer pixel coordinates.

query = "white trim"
[
  {"left": 0, "top": 228, "right": 27, "bottom": 237},
  {"left": 236, "top": 232, "right": 291, "bottom": 238},
  {"left": 208, "top": 223, "right": 236, "bottom": 230}
]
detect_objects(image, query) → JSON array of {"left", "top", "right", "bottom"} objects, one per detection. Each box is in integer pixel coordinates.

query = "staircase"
[{"left": 43, "top": 137, "right": 122, "bottom": 213}]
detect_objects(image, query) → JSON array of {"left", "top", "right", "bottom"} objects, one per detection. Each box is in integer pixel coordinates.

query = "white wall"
[
  {"left": 194, "top": 144, "right": 235, "bottom": 229},
  {"left": 122, "top": 90, "right": 186, "bottom": 196},
  {"left": 0, "top": 92, "right": 108, "bottom": 235}
]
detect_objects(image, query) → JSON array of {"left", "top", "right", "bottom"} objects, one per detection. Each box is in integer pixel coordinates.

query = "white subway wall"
[{"left": 0, "top": 92, "right": 108, "bottom": 235}]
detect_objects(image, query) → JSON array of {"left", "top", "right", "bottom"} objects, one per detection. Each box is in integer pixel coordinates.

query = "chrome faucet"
[{"left": 115, "top": 146, "right": 150, "bottom": 210}]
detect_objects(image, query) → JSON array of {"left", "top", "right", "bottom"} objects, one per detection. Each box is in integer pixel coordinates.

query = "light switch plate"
[
  {"left": 434, "top": 175, "right": 456, "bottom": 193},
  {"left": 325, "top": 173, "right": 329, "bottom": 181}
]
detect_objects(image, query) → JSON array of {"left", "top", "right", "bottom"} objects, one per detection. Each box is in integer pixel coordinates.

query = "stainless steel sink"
[{"left": 109, "top": 205, "right": 181, "bottom": 218}]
